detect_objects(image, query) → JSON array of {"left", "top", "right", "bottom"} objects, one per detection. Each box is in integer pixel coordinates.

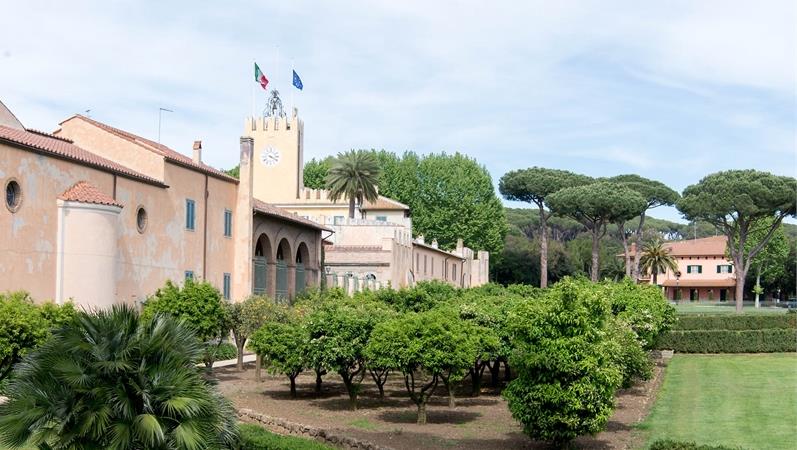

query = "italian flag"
[{"left": 254, "top": 63, "right": 269, "bottom": 90}]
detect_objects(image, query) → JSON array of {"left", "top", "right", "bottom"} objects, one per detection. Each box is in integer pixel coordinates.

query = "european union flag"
[{"left": 292, "top": 70, "right": 303, "bottom": 90}]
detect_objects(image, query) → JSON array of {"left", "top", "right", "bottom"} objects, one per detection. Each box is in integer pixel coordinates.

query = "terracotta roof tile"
[
  {"left": 625, "top": 236, "right": 727, "bottom": 257},
  {"left": 253, "top": 198, "right": 331, "bottom": 231},
  {"left": 58, "top": 181, "right": 122, "bottom": 207},
  {"left": 0, "top": 125, "right": 165, "bottom": 186},
  {"left": 63, "top": 115, "right": 238, "bottom": 183},
  {"left": 361, "top": 196, "right": 409, "bottom": 211}
]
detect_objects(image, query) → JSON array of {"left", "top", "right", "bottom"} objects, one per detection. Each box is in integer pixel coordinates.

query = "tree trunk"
[
  {"left": 289, "top": 375, "right": 297, "bottom": 398},
  {"left": 755, "top": 268, "right": 761, "bottom": 308},
  {"left": 441, "top": 376, "right": 456, "bottom": 408},
  {"left": 489, "top": 360, "right": 501, "bottom": 387},
  {"left": 735, "top": 267, "right": 746, "bottom": 314},
  {"left": 417, "top": 401, "right": 427, "bottom": 425},
  {"left": 348, "top": 196, "right": 356, "bottom": 219},
  {"left": 503, "top": 360, "right": 511, "bottom": 381},
  {"left": 652, "top": 270, "right": 658, "bottom": 285},
  {"left": 255, "top": 354, "right": 262, "bottom": 382},
  {"left": 236, "top": 339, "right": 245, "bottom": 371},
  {"left": 342, "top": 376, "right": 358, "bottom": 411},
  {"left": 469, "top": 367, "right": 482, "bottom": 397},
  {"left": 539, "top": 205, "right": 548, "bottom": 288},
  {"left": 619, "top": 222, "right": 631, "bottom": 278},
  {"left": 633, "top": 212, "right": 647, "bottom": 281},
  {"left": 591, "top": 227, "right": 601, "bottom": 282},
  {"left": 315, "top": 369, "right": 324, "bottom": 394}
]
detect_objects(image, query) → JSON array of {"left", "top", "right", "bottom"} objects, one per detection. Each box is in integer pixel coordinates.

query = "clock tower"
[{"left": 245, "top": 111, "right": 304, "bottom": 203}]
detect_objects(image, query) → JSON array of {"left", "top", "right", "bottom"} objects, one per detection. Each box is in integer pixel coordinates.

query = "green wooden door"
[
  {"left": 295, "top": 263, "right": 306, "bottom": 296},
  {"left": 252, "top": 257, "right": 267, "bottom": 295},
  {"left": 276, "top": 260, "right": 288, "bottom": 302}
]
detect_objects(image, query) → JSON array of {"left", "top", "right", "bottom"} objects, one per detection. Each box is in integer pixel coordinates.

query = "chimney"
[
  {"left": 431, "top": 239, "right": 439, "bottom": 249},
  {"left": 192, "top": 140, "right": 202, "bottom": 163},
  {"left": 417, "top": 235, "right": 425, "bottom": 244},
  {"left": 456, "top": 239, "right": 464, "bottom": 253}
]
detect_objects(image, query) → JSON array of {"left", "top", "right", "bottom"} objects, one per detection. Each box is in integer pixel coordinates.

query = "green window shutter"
[
  {"left": 729, "top": 265, "right": 733, "bottom": 273},
  {"left": 717, "top": 265, "right": 721, "bottom": 273},
  {"left": 698, "top": 266, "right": 702, "bottom": 274},
  {"left": 687, "top": 266, "right": 692, "bottom": 274}
]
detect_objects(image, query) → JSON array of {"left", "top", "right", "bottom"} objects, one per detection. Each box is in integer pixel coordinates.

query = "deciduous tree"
[
  {"left": 365, "top": 309, "right": 476, "bottom": 424},
  {"left": 677, "top": 170, "right": 796, "bottom": 312},
  {"left": 303, "top": 157, "right": 333, "bottom": 189},
  {"left": 225, "top": 295, "right": 288, "bottom": 370},
  {"left": 248, "top": 319, "right": 307, "bottom": 397}
]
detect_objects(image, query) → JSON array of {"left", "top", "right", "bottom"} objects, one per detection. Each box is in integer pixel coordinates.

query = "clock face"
[{"left": 260, "top": 147, "right": 280, "bottom": 167}]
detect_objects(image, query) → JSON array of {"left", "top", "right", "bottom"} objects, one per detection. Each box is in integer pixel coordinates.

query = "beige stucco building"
[
  {"left": 0, "top": 100, "right": 326, "bottom": 307},
  {"left": 628, "top": 236, "right": 736, "bottom": 301},
  {"left": 243, "top": 111, "right": 489, "bottom": 290}
]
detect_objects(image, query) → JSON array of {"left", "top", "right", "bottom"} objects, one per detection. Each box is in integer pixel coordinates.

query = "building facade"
[
  {"left": 629, "top": 236, "right": 735, "bottom": 301},
  {"left": 0, "top": 100, "right": 326, "bottom": 307},
  {"left": 242, "top": 112, "right": 490, "bottom": 290}
]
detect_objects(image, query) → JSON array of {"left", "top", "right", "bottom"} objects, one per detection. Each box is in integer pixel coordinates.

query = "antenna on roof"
[
  {"left": 158, "top": 107, "right": 173, "bottom": 145},
  {"left": 84, "top": 109, "right": 91, "bottom": 118}
]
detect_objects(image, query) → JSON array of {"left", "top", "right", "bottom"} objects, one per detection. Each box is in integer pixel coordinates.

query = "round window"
[
  {"left": 136, "top": 207, "right": 148, "bottom": 233},
  {"left": 5, "top": 180, "right": 21, "bottom": 213}
]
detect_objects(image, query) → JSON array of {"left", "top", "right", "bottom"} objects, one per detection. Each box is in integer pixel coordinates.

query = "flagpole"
[
  {"left": 291, "top": 59, "right": 295, "bottom": 118},
  {"left": 251, "top": 60, "right": 255, "bottom": 120}
]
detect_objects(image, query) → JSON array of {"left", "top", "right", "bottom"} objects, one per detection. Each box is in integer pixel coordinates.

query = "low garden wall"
[{"left": 655, "top": 313, "right": 797, "bottom": 353}]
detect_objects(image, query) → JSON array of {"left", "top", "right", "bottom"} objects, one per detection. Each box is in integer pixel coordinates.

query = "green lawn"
[
  {"left": 673, "top": 302, "right": 788, "bottom": 315},
  {"left": 639, "top": 354, "right": 797, "bottom": 449}
]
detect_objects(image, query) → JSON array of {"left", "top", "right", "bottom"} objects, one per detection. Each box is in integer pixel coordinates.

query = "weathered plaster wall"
[
  {"left": 57, "top": 200, "right": 120, "bottom": 307},
  {"left": 0, "top": 142, "right": 114, "bottom": 301},
  {"left": 57, "top": 118, "right": 166, "bottom": 181}
]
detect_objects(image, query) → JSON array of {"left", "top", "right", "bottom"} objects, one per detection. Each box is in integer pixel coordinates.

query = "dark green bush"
[
  {"left": 204, "top": 342, "right": 237, "bottom": 365},
  {"left": 649, "top": 438, "right": 745, "bottom": 449},
  {"left": 655, "top": 329, "right": 797, "bottom": 353},
  {"left": 672, "top": 314, "right": 796, "bottom": 331},
  {"left": 503, "top": 278, "right": 622, "bottom": 444},
  {"left": 238, "top": 423, "right": 331, "bottom": 449}
]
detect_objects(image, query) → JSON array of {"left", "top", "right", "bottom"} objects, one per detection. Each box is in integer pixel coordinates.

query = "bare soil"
[{"left": 215, "top": 360, "right": 667, "bottom": 450}]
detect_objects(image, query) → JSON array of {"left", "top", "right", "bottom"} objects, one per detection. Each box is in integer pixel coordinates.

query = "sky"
[{"left": 1, "top": 1, "right": 795, "bottom": 222}]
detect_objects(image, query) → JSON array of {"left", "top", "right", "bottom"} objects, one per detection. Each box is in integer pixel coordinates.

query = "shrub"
[
  {"left": 238, "top": 423, "right": 332, "bottom": 450},
  {"left": 609, "top": 319, "right": 652, "bottom": 388},
  {"left": 649, "top": 439, "right": 745, "bottom": 450},
  {"left": 671, "top": 314, "right": 796, "bottom": 331},
  {"left": 204, "top": 341, "right": 237, "bottom": 365},
  {"left": 605, "top": 279, "right": 677, "bottom": 349},
  {"left": 143, "top": 279, "right": 229, "bottom": 367},
  {"left": 654, "top": 329, "right": 797, "bottom": 353},
  {"left": 0, "top": 305, "right": 238, "bottom": 449},
  {"left": 0, "top": 292, "right": 77, "bottom": 383},
  {"left": 503, "top": 278, "right": 622, "bottom": 445}
]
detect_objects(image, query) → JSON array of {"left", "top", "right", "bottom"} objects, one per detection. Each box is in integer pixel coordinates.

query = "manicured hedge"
[
  {"left": 654, "top": 329, "right": 797, "bottom": 353},
  {"left": 672, "top": 314, "right": 796, "bottom": 331},
  {"left": 238, "top": 424, "right": 332, "bottom": 450},
  {"left": 649, "top": 439, "right": 745, "bottom": 449}
]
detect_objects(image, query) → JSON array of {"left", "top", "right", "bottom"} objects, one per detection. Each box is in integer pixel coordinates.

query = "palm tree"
[
  {"left": 0, "top": 305, "right": 238, "bottom": 450},
  {"left": 639, "top": 238, "right": 678, "bottom": 285},
  {"left": 326, "top": 150, "right": 381, "bottom": 219}
]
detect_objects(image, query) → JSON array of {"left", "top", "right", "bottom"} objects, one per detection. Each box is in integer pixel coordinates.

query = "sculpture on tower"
[{"left": 264, "top": 90, "right": 285, "bottom": 118}]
